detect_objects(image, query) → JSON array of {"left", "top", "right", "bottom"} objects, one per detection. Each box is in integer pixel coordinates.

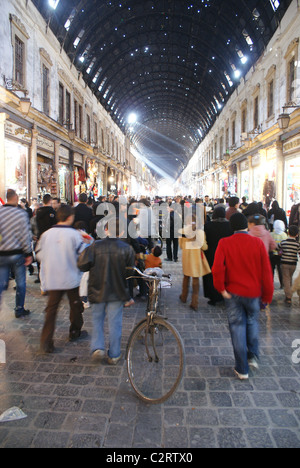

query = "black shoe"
[
  {"left": 69, "top": 330, "right": 88, "bottom": 341},
  {"left": 34, "top": 278, "right": 40, "bottom": 284},
  {"left": 174, "top": 259, "right": 178, "bottom": 262},
  {"left": 164, "top": 258, "right": 172, "bottom": 261},
  {"left": 207, "top": 300, "right": 216, "bottom": 306},
  {"left": 15, "top": 309, "right": 31, "bottom": 318}
]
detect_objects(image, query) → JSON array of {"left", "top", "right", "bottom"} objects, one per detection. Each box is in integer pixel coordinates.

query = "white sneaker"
[
  {"left": 234, "top": 369, "right": 249, "bottom": 380},
  {"left": 91, "top": 349, "right": 105, "bottom": 363},
  {"left": 107, "top": 355, "right": 122, "bottom": 365},
  {"left": 248, "top": 357, "right": 259, "bottom": 370},
  {"left": 83, "top": 301, "right": 90, "bottom": 309}
]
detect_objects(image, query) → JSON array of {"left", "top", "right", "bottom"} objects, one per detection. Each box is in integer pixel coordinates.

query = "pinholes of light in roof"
[{"left": 33, "top": 0, "right": 292, "bottom": 180}]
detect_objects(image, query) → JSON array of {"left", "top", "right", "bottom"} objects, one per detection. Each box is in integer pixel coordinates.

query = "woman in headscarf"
[
  {"left": 203, "top": 207, "right": 233, "bottom": 306},
  {"left": 267, "top": 200, "right": 288, "bottom": 232},
  {"left": 270, "top": 219, "right": 288, "bottom": 288}
]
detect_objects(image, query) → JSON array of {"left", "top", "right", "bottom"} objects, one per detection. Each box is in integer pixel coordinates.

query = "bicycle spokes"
[{"left": 127, "top": 318, "right": 185, "bottom": 404}]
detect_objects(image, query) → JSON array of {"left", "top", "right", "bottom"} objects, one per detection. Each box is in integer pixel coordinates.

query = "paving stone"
[{"left": 0, "top": 259, "right": 300, "bottom": 447}]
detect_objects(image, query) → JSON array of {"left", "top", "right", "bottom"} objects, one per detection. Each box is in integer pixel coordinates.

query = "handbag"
[{"left": 200, "top": 250, "right": 211, "bottom": 276}]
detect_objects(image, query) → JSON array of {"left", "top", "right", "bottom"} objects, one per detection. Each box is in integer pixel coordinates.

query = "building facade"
[
  {"left": 179, "top": 0, "right": 300, "bottom": 216},
  {"left": 0, "top": 0, "right": 158, "bottom": 203}
]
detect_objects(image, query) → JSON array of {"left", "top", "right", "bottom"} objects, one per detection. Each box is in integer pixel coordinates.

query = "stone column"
[
  {"left": 236, "top": 161, "right": 241, "bottom": 198},
  {"left": 275, "top": 139, "right": 284, "bottom": 207},
  {"left": 0, "top": 113, "right": 9, "bottom": 201},
  {"left": 29, "top": 126, "right": 38, "bottom": 201},
  {"left": 103, "top": 164, "right": 108, "bottom": 196},
  {"left": 54, "top": 140, "right": 60, "bottom": 197},
  {"left": 247, "top": 155, "right": 253, "bottom": 202}
]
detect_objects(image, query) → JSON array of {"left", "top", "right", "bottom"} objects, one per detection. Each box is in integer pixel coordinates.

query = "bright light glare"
[
  {"left": 234, "top": 69, "right": 241, "bottom": 79},
  {"left": 49, "top": 0, "right": 60, "bottom": 9},
  {"left": 128, "top": 113, "right": 137, "bottom": 124},
  {"left": 241, "top": 56, "right": 248, "bottom": 64}
]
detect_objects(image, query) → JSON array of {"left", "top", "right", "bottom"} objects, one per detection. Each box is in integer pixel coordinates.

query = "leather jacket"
[{"left": 77, "top": 238, "right": 135, "bottom": 303}]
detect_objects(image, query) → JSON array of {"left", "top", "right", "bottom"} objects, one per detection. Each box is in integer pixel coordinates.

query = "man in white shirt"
[{"left": 37, "top": 204, "right": 89, "bottom": 353}]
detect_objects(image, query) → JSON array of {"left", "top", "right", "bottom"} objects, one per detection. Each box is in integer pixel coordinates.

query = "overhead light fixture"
[
  {"left": 277, "top": 113, "right": 290, "bottom": 130},
  {"left": 5, "top": 82, "right": 31, "bottom": 115},
  {"left": 19, "top": 97, "right": 31, "bottom": 115},
  {"left": 68, "top": 128, "right": 75, "bottom": 141},
  {"left": 277, "top": 101, "right": 300, "bottom": 130}
]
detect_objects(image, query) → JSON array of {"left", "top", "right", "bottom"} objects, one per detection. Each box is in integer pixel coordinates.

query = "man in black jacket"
[
  {"left": 36, "top": 194, "right": 57, "bottom": 238},
  {"left": 78, "top": 218, "right": 135, "bottom": 364},
  {"left": 74, "top": 193, "right": 93, "bottom": 233}
]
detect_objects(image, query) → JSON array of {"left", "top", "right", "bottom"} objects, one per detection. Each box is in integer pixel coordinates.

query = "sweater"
[
  {"left": 37, "top": 225, "right": 85, "bottom": 291},
  {"left": 248, "top": 225, "right": 277, "bottom": 253},
  {"left": 212, "top": 232, "right": 274, "bottom": 303},
  {"left": 280, "top": 238, "right": 300, "bottom": 265},
  {"left": 0, "top": 205, "right": 32, "bottom": 257}
]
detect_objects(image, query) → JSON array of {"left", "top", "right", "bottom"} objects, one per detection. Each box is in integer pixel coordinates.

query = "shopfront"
[
  {"left": 74, "top": 157, "right": 100, "bottom": 200},
  {"left": 228, "top": 164, "right": 237, "bottom": 196},
  {"left": 4, "top": 120, "right": 31, "bottom": 199},
  {"left": 58, "top": 145, "right": 72, "bottom": 203},
  {"left": 262, "top": 149, "right": 276, "bottom": 208},
  {"left": 283, "top": 136, "right": 300, "bottom": 218},
  {"left": 252, "top": 154, "right": 261, "bottom": 202},
  {"left": 73, "top": 153, "right": 85, "bottom": 202},
  {"left": 37, "top": 134, "right": 56, "bottom": 201},
  {"left": 107, "top": 167, "right": 117, "bottom": 196},
  {"left": 239, "top": 159, "right": 249, "bottom": 200}
]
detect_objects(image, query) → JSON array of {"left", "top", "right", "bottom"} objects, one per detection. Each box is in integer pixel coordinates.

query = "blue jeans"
[
  {"left": 224, "top": 294, "right": 260, "bottom": 375},
  {"left": 0, "top": 255, "right": 26, "bottom": 314},
  {"left": 91, "top": 301, "right": 123, "bottom": 358}
]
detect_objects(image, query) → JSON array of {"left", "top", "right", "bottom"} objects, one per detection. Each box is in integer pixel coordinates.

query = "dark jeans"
[
  {"left": 40, "top": 287, "right": 84, "bottom": 352},
  {"left": 0, "top": 254, "right": 26, "bottom": 315},
  {"left": 270, "top": 254, "right": 283, "bottom": 287},
  {"left": 166, "top": 238, "right": 178, "bottom": 260}
]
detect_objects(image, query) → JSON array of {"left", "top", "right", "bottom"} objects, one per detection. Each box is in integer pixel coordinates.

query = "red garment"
[{"left": 212, "top": 232, "right": 274, "bottom": 304}]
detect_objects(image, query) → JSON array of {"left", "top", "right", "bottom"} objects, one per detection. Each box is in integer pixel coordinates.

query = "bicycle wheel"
[{"left": 126, "top": 317, "right": 185, "bottom": 404}]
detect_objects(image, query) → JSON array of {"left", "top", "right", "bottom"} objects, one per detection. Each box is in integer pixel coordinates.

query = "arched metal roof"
[{"left": 32, "top": 0, "right": 293, "bottom": 179}]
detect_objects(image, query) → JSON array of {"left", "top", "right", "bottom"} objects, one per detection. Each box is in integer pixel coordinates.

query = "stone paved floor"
[{"left": 0, "top": 252, "right": 300, "bottom": 448}]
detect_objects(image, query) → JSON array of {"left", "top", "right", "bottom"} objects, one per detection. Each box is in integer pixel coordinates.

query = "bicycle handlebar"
[{"left": 126, "top": 266, "right": 171, "bottom": 282}]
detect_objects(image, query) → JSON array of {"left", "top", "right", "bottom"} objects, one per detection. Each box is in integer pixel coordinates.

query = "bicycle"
[{"left": 125, "top": 266, "right": 185, "bottom": 404}]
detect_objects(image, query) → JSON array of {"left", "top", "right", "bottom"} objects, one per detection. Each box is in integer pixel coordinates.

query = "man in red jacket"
[{"left": 212, "top": 212, "right": 274, "bottom": 380}]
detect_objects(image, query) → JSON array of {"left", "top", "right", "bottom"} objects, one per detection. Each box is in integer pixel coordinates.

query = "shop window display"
[
  {"left": 285, "top": 158, "right": 300, "bottom": 217},
  {"left": 4, "top": 140, "right": 28, "bottom": 198},
  {"left": 74, "top": 159, "right": 100, "bottom": 201},
  {"left": 37, "top": 160, "right": 57, "bottom": 201}
]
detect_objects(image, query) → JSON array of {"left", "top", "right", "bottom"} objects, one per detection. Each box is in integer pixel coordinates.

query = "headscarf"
[{"left": 273, "top": 219, "right": 285, "bottom": 234}]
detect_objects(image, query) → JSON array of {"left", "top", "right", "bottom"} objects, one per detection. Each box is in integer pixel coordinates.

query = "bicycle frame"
[{"left": 126, "top": 266, "right": 171, "bottom": 362}]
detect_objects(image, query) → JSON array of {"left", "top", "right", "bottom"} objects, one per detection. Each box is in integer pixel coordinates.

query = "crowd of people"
[{"left": 0, "top": 189, "right": 300, "bottom": 380}]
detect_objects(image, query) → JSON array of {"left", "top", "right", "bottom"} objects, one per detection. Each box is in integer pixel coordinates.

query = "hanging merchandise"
[{"left": 4, "top": 139, "right": 28, "bottom": 199}]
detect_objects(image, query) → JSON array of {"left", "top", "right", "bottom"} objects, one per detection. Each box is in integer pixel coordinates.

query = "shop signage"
[
  {"left": 59, "top": 145, "right": 70, "bottom": 160},
  {"left": 37, "top": 135, "right": 55, "bottom": 153},
  {"left": 5, "top": 121, "right": 32, "bottom": 143},
  {"left": 240, "top": 159, "right": 249, "bottom": 171},
  {"left": 251, "top": 154, "right": 260, "bottom": 167},
  {"left": 283, "top": 137, "right": 300, "bottom": 153}
]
